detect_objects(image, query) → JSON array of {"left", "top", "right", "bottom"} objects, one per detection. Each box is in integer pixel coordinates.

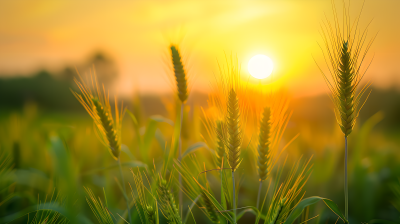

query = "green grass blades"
[
  {"left": 262, "top": 157, "right": 313, "bottom": 224},
  {"left": 85, "top": 187, "right": 116, "bottom": 224},
  {"left": 174, "top": 157, "right": 221, "bottom": 224},
  {"left": 283, "top": 197, "right": 347, "bottom": 224}
]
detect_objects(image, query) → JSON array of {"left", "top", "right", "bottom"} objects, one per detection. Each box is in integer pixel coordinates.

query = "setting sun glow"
[{"left": 248, "top": 54, "right": 274, "bottom": 79}]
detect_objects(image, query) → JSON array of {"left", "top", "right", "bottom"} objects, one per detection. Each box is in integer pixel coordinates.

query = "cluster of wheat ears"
[{"left": 66, "top": 3, "right": 377, "bottom": 224}]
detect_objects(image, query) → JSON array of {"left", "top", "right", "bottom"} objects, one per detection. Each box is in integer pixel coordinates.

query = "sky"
[{"left": 0, "top": 0, "right": 399, "bottom": 97}]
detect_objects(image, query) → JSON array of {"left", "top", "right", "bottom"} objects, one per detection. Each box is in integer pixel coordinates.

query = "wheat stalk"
[
  {"left": 254, "top": 91, "right": 291, "bottom": 209},
  {"left": 130, "top": 169, "right": 158, "bottom": 224},
  {"left": 169, "top": 44, "right": 189, "bottom": 219},
  {"left": 316, "top": 1, "right": 375, "bottom": 219},
  {"left": 157, "top": 176, "right": 181, "bottom": 224},
  {"left": 71, "top": 69, "right": 130, "bottom": 223},
  {"left": 216, "top": 56, "right": 247, "bottom": 224},
  {"left": 71, "top": 69, "right": 124, "bottom": 160},
  {"left": 200, "top": 189, "right": 220, "bottom": 223},
  {"left": 267, "top": 197, "right": 286, "bottom": 224}
]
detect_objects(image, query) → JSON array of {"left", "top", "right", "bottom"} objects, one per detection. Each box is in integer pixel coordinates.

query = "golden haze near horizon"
[{"left": 0, "top": 0, "right": 399, "bottom": 97}]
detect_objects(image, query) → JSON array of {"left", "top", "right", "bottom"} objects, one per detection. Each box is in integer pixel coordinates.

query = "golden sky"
[{"left": 0, "top": 0, "right": 399, "bottom": 97}]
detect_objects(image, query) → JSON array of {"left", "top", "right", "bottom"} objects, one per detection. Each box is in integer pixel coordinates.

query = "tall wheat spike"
[
  {"left": 71, "top": 69, "right": 124, "bottom": 160},
  {"left": 227, "top": 88, "right": 241, "bottom": 173},
  {"left": 217, "top": 56, "right": 247, "bottom": 224},
  {"left": 257, "top": 107, "right": 272, "bottom": 182},
  {"left": 71, "top": 69, "right": 130, "bottom": 223},
  {"left": 170, "top": 44, "right": 189, "bottom": 218},
  {"left": 253, "top": 90, "right": 292, "bottom": 209},
  {"left": 316, "top": 1, "right": 375, "bottom": 219},
  {"left": 170, "top": 45, "right": 188, "bottom": 104}
]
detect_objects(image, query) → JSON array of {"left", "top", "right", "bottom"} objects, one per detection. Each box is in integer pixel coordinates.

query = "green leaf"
[
  {"left": 126, "top": 109, "right": 141, "bottom": 143},
  {"left": 181, "top": 142, "right": 211, "bottom": 159},
  {"left": 284, "top": 196, "right": 348, "bottom": 224},
  {"left": 236, "top": 206, "right": 265, "bottom": 220},
  {"left": 142, "top": 115, "right": 174, "bottom": 164},
  {"left": 150, "top": 115, "right": 174, "bottom": 126},
  {"left": 121, "top": 144, "right": 135, "bottom": 160}
]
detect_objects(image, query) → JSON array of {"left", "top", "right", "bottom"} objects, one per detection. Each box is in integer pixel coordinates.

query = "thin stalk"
[
  {"left": 256, "top": 180, "right": 262, "bottom": 210},
  {"left": 179, "top": 103, "right": 184, "bottom": 218},
  {"left": 344, "top": 136, "right": 348, "bottom": 220},
  {"left": 220, "top": 167, "right": 227, "bottom": 224},
  {"left": 232, "top": 170, "right": 236, "bottom": 224},
  {"left": 118, "top": 159, "right": 132, "bottom": 223}
]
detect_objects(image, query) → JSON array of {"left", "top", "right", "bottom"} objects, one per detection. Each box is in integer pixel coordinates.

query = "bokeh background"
[{"left": 1, "top": 0, "right": 400, "bottom": 223}]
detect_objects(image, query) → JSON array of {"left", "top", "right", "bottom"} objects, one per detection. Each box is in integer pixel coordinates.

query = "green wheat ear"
[
  {"left": 145, "top": 205, "right": 156, "bottom": 224},
  {"left": 157, "top": 177, "right": 181, "bottom": 224},
  {"left": 268, "top": 197, "right": 286, "bottom": 224},
  {"left": 227, "top": 88, "right": 241, "bottom": 172},
  {"left": 338, "top": 41, "right": 356, "bottom": 136},
  {"left": 170, "top": 45, "right": 188, "bottom": 104},
  {"left": 200, "top": 190, "right": 220, "bottom": 223},
  {"left": 257, "top": 106, "right": 272, "bottom": 181},
  {"left": 92, "top": 98, "right": 120, "bottom": 158}
]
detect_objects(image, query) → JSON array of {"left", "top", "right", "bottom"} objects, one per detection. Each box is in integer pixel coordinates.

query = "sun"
[{"left": 248, "top": 54, "right": 274, "bottom": 79}]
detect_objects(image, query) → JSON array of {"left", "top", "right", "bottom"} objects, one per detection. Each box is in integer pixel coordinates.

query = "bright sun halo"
[{"left": 248, "top": 54, "right": 274, "bottom": 79}]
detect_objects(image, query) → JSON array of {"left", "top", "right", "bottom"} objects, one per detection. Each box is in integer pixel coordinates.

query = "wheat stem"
[
  {"left": 232, "top": 170, "right": 236, "bottom": 224},
  {"left": 118, "top": 159, "right": 131, "bottom": 223},
  {"left": 179, "top": 103, "right": 183, "bottom": 218},
  {"left": 256, "top": 180, "right": 262, "bottom": 210},
  {"left": 344, "top": 136, "right": 348, "bottom": 220}
]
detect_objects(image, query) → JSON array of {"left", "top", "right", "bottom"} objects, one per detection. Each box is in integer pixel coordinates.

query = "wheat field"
[{"left": 1, "top": 1, "right": 400, "bottom": 224}]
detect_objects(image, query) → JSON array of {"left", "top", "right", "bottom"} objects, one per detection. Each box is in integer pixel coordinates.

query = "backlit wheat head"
[
  {"left": 255, "top": 92, "right": 291, "bottom": 182},
  {"left": 170, "top": 44, "right": 189, "bottom": 104},
  {"left": 71, "top": 69, "right": 124, "bottom": 160},
  {"left": 212, "top": 56, "right": 248, "bottom": 172},
  {"left": 317, "top": 2, "right": 375, "bottom": 137}
]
